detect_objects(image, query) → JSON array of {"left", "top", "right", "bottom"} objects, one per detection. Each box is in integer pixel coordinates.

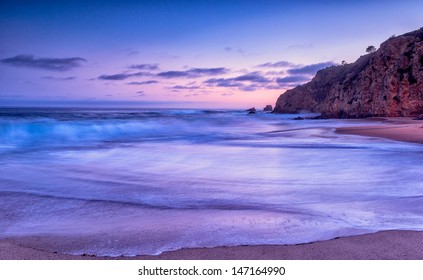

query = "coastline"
[
  {"left": 1, "top": 230, "right": 423, "bottom": 260},
  {"left": 2, "top": 117, "right": 422, "bottom": 261},
  {"left": 336, "top": 117, "right": 423, "bottom": 144}
]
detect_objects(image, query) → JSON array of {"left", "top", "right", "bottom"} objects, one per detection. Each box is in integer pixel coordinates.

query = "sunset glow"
[{"left": 1, "top": 0, "right": 422, "bottom": 108}]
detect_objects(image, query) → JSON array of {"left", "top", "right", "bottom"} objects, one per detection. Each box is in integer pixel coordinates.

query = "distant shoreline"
[{"left": 2, "top": 230, "right": 423, "bottom": 260}]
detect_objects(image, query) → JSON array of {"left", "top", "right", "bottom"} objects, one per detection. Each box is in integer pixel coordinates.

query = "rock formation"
[
  {"left": 274, "top": 28, "right": 423, "bottom": 118},
  {"left": 246, "top": 107, "right": 256, "bottom": 114},
  {"left": 263, "top": 105, "right": 273, "bottom": 111}
]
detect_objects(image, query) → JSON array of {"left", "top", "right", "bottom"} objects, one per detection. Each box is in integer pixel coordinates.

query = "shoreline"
[
  {"left": 2, "top": 117, "right": 422, "bottom": 261},
  {"left": 1, "top": 230, "right": 423, "bottom": 260},
  {"left": 336, "top": 117, "right": 423, "bottom": 144}
]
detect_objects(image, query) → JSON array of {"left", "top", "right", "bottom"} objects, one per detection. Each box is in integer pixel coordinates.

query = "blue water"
[{"left": 1, "top": 108, "right": 423, "bottom": 256}]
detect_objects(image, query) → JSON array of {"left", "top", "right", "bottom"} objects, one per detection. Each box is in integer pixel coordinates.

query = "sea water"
[{"left": 0, "top": 108, "right": 422, "bottom": 256}]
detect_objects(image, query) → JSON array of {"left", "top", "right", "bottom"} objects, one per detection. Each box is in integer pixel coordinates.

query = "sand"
[
  {"left": 1, "top": 230, "right": 423, "bottom": 260},
  {"left": 2, "top": 118, "right": 422, "bottom": 260},
  {"left": 336, "top": 117, "right": 423, "bottom": 144}
]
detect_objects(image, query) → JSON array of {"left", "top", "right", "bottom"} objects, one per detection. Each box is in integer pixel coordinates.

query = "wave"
[{"left": 0, "top": 108, "right": 283, "bottom": 152}]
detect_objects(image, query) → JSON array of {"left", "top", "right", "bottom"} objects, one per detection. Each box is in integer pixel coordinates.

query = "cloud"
[
  {"left": 98, "top": 73, "right": 133, "bottom": 80},
  {"left": 99, "top": 67, "right": 227, "bottom": 82},
  {"left": 157, "top": 67, "right": 228, "bottom": 78},
  {"left": 221, "top": 93, "right": 234, "bottom": 96},
  {"left": 265, "top": 84, "right": 285, "bottom": 90},
  {"left": 204, "top": 72, "right": 271, "bottom": 92},
  {"left": 205, "top": 72, "right": 270, "bottom": 86},
  {"left": 205, "top": 78, "right": 243, "bottom": 88},
  {"left": 185, "top": 93, "right": 200, "bottom": 97},
  {"left": 276, "top": 75, "right": 310, "bottom": 84},
  {"left": 188, "top": 68, "right": 227, "bottom": 75},
  {"left": 231, "top": 72, "right": 270, "bottom": 83},
  {"left": 127, "top": 80, "right": 158, "bottom": 85},
  {"left": 256, "top": 61, "right": 297, "bottom": 68},
  {"left": 287, "top": 61, "right": 335, "bottom": 75},
  {"left": 129, "top": 64, "right": 159, "bottom": 71},
  {"left": 169, "top": 85, "right": 201, "bottom": 90},
  {"left": 257, "top": 60, "right": 335, "bottom": 76},
  {"left": 265, "top": 70, "right": 285, "bottom": 75},
  {"left": 98, "top": 72, "right": 151, "bottom": 80},
  {"left": 276, "top": 75, "right": 311, "bottom": 88},
  {"left": 41, "top": 76, "right": 76, "bottom": 81},
  {"left": 239, "top": 85, "right": 257, "bottom": 92},
  {"left": 1, "top": 54, "right": 86, "bottom": 71},
  {"left": 157, "top": 71, "right": 190, "bottom": 78}
]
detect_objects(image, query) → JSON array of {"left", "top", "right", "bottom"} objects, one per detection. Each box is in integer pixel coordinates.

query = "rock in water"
[
  {"left": 263, "top": 105, "right": 273, "bottom": 111},
  {"left": 274, "top": 28, "right": 423, "bottom": 118},
  {"left": 246, "top": 107, "right": 256, "bottom": 114}
]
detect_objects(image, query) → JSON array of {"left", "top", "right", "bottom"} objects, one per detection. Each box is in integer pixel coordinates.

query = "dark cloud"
[
  {"left": 276, "top": 75, "right": 310, "bottom": 84},
  {"left": 188, "top": 68, "right": 227, "bottom": 75},
  {"left": 257, "top": 61, "right": 335, "bottom": 77},
  {"left": 157, "top": 67, "right": 228, "bottom": 78},
  {"left": 256, "top": 61, "right": 297, "bottom": 68},
  {"left": 205, "top": 72, "right": 270, "bottom": 92},
  {"left": 287, "top": 62, "right": 335, "bottom": 75},
  {"left": 99, "top": 67, "right": 227, "bottom": 82},
  {"left": 205, "top": 78, "right": 243, "bottom": 88},
  {"left": 221, "top": 93, "right": 234, "bottom": 96},
  {"left": 231, "top": 72, "right": 270, "bottom": 83},
  {"left": 169, "top": 85, "right": 201, "bottom": 90},
  {"left": 98, "top": 73, "right": 133, "bottom": 80},
  {"left": 98, "top": 72, "right": 151, "bottom": 80},
  {"left": 276, "top": 75, "right": 311, "bottom": 88},
  {"left": 129, "top": 64, "right": 159, "bottom": 70},
  {"left": 157, "top": 71, "right": 190, "bottom": 78},
  {"left": 127, "top": 80, "right": 158, "bottom": 85},
  {"left": 206, "top": 72, "right": 270, "bottom": 86},
  {"left": 42, "top": 76, "right": 76, "bottom": 81},
  {"left": 1, "top": 54, "right": 86, "bottom": 71}
]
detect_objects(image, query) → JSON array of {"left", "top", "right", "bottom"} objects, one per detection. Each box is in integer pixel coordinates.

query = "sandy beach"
[
  {"left": 336, "top": 117, "right": 423, "bottom": 144},
  {"left": 1, "top": 117, "right": 422, "bottom": 261},
  {"left": 1, "top": 230, "right": 423, "bottom": 260}
]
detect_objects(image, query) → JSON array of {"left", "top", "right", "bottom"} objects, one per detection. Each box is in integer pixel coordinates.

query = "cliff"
[{"left": 274, "top": 28, "right": 423, "bottom": 118}]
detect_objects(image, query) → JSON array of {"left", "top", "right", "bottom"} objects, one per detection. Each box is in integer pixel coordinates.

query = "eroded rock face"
[{"left": 274, "top": 28, "right": 423, "bottom": 118}]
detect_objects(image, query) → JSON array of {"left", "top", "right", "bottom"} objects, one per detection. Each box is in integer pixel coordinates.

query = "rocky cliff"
[{"left": 274, "top": 28, "right": 423, "bottom": 118}]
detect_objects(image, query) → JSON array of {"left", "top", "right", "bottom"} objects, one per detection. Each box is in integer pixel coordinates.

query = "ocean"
[{"left": 1, "top": 108, "right": 423, "bottom": 256}]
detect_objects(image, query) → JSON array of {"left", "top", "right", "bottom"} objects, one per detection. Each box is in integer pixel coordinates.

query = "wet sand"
[
  {"left": 336, "top": 117, "right": 423, "bottom": 144},
  {"left": 1, "top": 230, "right": 423, "bottom": 260},
  {"left": 2, "top": 118, "right": 422, "bottom": 261}
]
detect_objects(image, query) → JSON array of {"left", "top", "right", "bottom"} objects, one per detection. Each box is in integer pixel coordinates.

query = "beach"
[
  {"left": 336, "top": 117, "right": 423, "bottom": 144},
  {"left": 2, "top": 230, "right": 423, "bottom": 260},
  {"left": 1, "top": 109, "right": 423, "bottom": 260}
]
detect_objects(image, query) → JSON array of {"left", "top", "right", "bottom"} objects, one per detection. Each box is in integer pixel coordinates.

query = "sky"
[{"left": 0, "top": 0, "right": 422, "bottom": 109}]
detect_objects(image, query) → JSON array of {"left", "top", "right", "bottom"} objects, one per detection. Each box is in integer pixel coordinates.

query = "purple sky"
[{"left": 1, "top": 0, "right": 422, "bottom": 108}]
